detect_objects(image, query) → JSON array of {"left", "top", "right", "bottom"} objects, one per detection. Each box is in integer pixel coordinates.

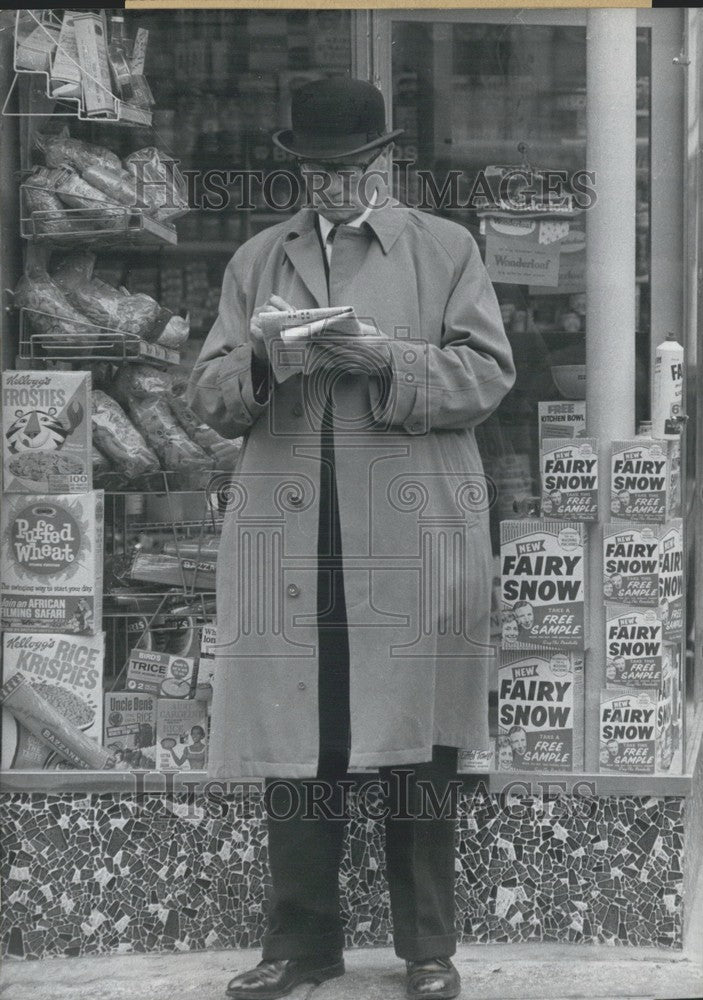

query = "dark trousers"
[{"left": 261, "top": 394, "right": 459, "bottom": 962}]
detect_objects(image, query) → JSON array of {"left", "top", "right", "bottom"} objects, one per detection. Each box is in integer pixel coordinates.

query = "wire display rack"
[
  {"left": 20, "top": 199, "right": 178, "bottom": 248},
  {"left": 18, "top": 307, "right": 181, "bottom": 366}
]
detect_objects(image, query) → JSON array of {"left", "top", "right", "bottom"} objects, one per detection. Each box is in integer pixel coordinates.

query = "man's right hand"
[{"left": 250, "top": 294, "right": 294, "bottom": 361}]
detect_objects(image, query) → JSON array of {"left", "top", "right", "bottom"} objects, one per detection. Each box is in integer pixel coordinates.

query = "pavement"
[{"left": 2, "top": 862, "right": 703, "bottom": 1000}]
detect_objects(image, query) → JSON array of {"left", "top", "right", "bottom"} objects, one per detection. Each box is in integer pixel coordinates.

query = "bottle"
[
  {"left": 108, "top": 15, "right": 133, "bottom": 100},
  {"left": 652, "top": 333, "right": 684, "bottom": 438}
]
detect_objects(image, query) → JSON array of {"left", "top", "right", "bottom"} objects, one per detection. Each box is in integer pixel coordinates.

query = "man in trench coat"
[{"left": 188, "top": 78, "right": 515, "bottom": 1000}]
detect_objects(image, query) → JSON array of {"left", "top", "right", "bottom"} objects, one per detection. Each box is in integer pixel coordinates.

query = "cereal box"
[
  {"left": 195, "top": 621, "right": 217, "bottom": 702},
  {"left": 1, "top": 491, "right": 103, "bottom": 634},
  {"left": 655, "top": 644, "right": 683, "bottom": 775},
  {"left": 125, "top": 649, "right": 197, "bottom": 699},
  {"left": 497, "top": 649, "right": 584, "bottom": 772},
  {"left": 501, "top": 520, "right": 586, "bottom": 649},
  {"left": 103, "top": 691, "right": 158, "bottom": 769},
  {"left": 2, "top": 371, "right": 91, "bottom": 493},
  {"left": 603, "top": 522, "right": 660, "bottom": 606},
  {"left": 156, "top": 698, "right": 209, "bottom": 771},
  {"left": 599, "top": 688, "right": 656, "bottom": 774},
  {"left": 540, "top": 438, "right": 598, "bottom": 520},
  {"left": 537, "top": 400, "right": 586, "bottom": 447},
  {"left": 658, "top": 519, "right": 684, "bottom": 642},
  {"left": 610, "top": 439, "right": 678, "bottom": 523},
  {"left": 1, "top": 631, "right": 104, "bottom": 770},
  {"left": 605, "top": 604, "right": 663, "bottom": 688}
]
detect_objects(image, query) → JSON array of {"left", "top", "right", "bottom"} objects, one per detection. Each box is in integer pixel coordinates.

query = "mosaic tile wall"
[{"left": 1, "top": 786, "right": 685, "bottom": 960}]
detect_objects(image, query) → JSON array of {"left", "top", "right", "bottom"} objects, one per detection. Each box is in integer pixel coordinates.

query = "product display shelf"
[
  {"left": 19, "top": 201, "right": 178, "bottom": 249},
  {"left": 17, "top": 307, "right": 181, "bottom": 367},
  {"left": 5, "top": 11, "right": 153, "bottom": 127}
]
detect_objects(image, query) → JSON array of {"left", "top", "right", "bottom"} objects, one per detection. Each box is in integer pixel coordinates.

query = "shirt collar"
[
  {"left": 282, "top": 190, "right": 407, "bottom": 255},
  {"left": 317, "top": 188, "right": 378, "bottom": 244}
]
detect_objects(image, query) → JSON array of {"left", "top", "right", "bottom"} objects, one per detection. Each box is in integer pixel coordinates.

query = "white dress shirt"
[{"left": 317, "top": 188, "right": 379, "bottom": 264}]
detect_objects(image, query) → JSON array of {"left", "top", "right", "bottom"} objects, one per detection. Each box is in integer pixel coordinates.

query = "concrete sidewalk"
[{"left": 2, "top": 941, "right": 703, "bottom": 1000}]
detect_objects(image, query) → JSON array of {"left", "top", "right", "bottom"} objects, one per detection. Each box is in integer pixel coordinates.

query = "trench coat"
[{"left": 187, "top": 198, "right": 516, "bottom": 779}]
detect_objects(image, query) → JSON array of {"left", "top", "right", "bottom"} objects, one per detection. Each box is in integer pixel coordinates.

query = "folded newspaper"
[{"left": 258, "top": 306, "right": 383, "bottom": 343}]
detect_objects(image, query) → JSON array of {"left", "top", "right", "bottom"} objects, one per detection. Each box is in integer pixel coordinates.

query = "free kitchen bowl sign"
[{"left": 483, "top": 217, "right": 570, "bottom": 287}]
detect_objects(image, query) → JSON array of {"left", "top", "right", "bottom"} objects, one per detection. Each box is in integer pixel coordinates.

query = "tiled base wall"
[{"left": 1, "top": 786, "right": 685, "bottom": 960}]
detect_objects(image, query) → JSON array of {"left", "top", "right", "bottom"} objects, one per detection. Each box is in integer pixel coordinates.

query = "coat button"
[
  {"left": 297, "top": 682, "right": 306, "bottom": 690},
  {"left": 404, "top": 372, "right": 415, "bottom": 383},
  {"left": 403, "top": 350, "right": 417, "bottom": 363},
  {"left": 287, "top": 583, "right": 300, "bottom": 597}
]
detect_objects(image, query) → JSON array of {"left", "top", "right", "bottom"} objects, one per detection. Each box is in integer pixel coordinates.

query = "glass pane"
[{"left": 393, "top": 21, "right": 651, "bottom": 537}]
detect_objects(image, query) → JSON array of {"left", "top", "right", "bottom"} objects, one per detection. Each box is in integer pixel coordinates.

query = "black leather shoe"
[
  {"left": 406, "top": 957, "right": 460, "bottom": 999},
  {"left": 225, "top": 955, "right": 345, "bottom": 999}
]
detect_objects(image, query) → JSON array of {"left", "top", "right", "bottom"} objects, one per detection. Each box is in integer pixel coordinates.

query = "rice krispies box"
[
  {"left": 658, "top": 519, "right": 684, "bottom": 642},
  {"left": 602, "top": 522, "right": 660, "bottom": 606},
  {"left": 2, "top": 371, "right": 91, "bottom": 493},
  {"left": 501, "top": 521, "right": 587, "bottom": 650},
  {"left": 600, "top": 688, "right": 657, "bottom": 774},
  {"left": 540, "top": 438, "right": 598, "bottom": 521},
  {"left": 1, "top": 631, "right": 104, "bottom": 769},
  {"left": 1, "top": 491, "right": 103, "bottom": 634},
  {"left": 605, "top": 604, "right": 663, "bottom": 688},
  {"left": 610, "top": 439, "right": 679, "bottom": 523},
  {"left": 498, "top": 649, "right": 584, "bottom": 772}
]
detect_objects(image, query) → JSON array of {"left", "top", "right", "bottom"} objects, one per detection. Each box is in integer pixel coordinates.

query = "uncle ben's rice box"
[
  {"left": 500, "top": 520, "right": 586, "bottom": 650},
  {"left": 1, "top": 491, "right": 103, "bottom": 634},
  {"left": 498, "top": 649, "right": 584, "bottom": 772},
  {"left": 610, "top": 439, "right": 678, "bottom": 523}
]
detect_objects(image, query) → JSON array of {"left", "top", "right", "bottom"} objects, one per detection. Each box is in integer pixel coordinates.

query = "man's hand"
[
  {"left": 250, "top": 294, "right": 295, "bottom": 361},
  {"left": 306, "top": 315, "right": 392, "bottom": 376}
]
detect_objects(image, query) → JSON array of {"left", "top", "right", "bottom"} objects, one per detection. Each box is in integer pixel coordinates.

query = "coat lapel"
[{"left": 282, "top": 226, "right": 329, "bottom": 308}]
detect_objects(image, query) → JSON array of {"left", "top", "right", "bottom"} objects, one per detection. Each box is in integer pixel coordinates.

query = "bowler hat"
[{"left": 272, "top": 78, "right": 404, "bottom": 161}]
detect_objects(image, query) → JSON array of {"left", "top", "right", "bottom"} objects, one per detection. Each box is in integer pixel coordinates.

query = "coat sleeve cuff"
[
  {"left": 368, "top": 340, "right": 430, "bottom": 435},
  {"left": 220, "top": 342, "right": 272, "bottom": 422}
]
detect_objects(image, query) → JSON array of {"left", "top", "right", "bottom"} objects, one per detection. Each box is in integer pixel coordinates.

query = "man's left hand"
[{"left": 306, "top": 315, "right": 392, "bottom": 376}]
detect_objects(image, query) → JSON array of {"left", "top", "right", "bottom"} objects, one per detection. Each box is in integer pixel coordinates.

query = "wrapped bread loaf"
[
  {"left": 126, "top": 395, "right": 211, "bottom": 472},
  {"left": 35, "top": 133, "right": 123, "bottom": 175},
  {"left": 91, "top": 390, "right": 160, "bottom": 479},
  {"left": 14, "top": 269, "right": 98, "bottom": 345},
  {"left": 124, "top": 147, "right": 189, "bottom": 222},
  {"left": 156, "top": 313, "right": 190, "bottom": 349},
  {"left": 52, "top": 253, "right": 161, "bottom": 338},
  {"left": 23, "top": 175, "right": 72, "bottom": 234}
]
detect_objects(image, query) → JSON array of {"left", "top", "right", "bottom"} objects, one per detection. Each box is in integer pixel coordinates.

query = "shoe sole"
[
  {"left": 406, "top": 974, "right": 461, "bottom": 1000},
  {"left": 226, "top": 961, "right": 345, "bottom": 999}
]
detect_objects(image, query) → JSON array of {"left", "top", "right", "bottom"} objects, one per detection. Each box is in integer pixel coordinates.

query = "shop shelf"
[
  {"left": 4, "top": 11, "right": 153, "bottom": 127},
  {"left": 18, "top": 307, "right": 181, "bottom": 366},
  {"left": 20, "top": 201, "right": 178, "bottom": 248}
]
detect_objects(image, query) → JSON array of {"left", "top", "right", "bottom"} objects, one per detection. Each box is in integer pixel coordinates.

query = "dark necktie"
[{"left": 315, "top": 220, "right": 350, "bottom": 761}]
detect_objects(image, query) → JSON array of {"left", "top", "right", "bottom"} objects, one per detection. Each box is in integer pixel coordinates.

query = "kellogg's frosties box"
[
  {"left": 1, "top": 491, "right": 103, "bottom": 634},
  {"left": 498, "top": 649, "right": 584, "bottom": 772},
  {"left": 501, "top": 521, "right": 586, "bottom": 650},
  {"left": 540, "top": 438, "right": 598, "bottom": 521},
  {"left": 600, "top": 688, "right": 656, "bottom": 774},
  {"left": 610, "top": 439, "right": 678, "bottom": 523}
]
